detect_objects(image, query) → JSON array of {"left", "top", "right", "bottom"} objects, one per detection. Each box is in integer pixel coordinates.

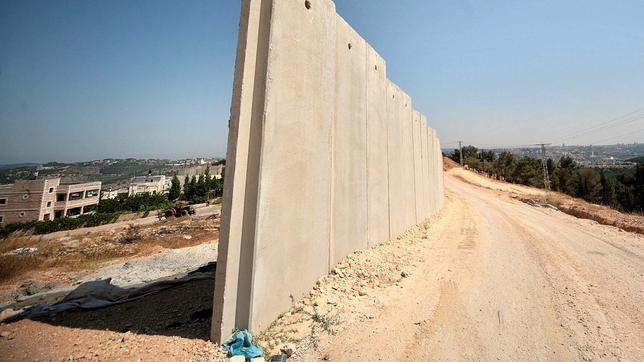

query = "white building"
[
  {"left": 128, "top": 175, "right": 166, "bottom": 196},
  {"left": 100, "top": 187, "right": 129, "bottom": 200}
]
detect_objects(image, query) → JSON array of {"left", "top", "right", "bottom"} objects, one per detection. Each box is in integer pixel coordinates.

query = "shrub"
[{"left": 0, "top": 212, "right": 122, "bottom": 239}]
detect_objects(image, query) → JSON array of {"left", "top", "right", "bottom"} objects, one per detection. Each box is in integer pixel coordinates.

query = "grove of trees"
[
  {"left": 450, "top": 146, "right": 644, "bottom": 213},
  {"left": 178, "top": 166, "right": 224, "bottom": 204}
]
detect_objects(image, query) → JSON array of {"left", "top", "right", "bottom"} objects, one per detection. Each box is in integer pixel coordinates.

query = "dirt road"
[{"left": 299, "top": 171, "right": 643, "bottom": 361}]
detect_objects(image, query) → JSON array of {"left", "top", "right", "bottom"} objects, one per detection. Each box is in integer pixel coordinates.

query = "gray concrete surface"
[
  {"left": 332, "top": 16, "right": 368, "bottom": 266},
  {"left": 212, "top": 0, "right": 445, "bottom": 342},
  {"left": 366, "top": 45, "right": 389, "bottom": 247}
]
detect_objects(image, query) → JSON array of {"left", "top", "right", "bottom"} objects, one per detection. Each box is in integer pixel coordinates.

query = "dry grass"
[{"left": 0, "top": 214, "right": 219, "bottom": 285}]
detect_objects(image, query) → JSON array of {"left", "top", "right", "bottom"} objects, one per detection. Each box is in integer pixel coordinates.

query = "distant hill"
[
  {"left": 0, "top": 163, "right": 39, "bottom": 171},
  {"left": 626, "top": 156, "right": 644, "bottom": 163},
  {"left": 0, "top": 158, "right": 222, "bottom": 186}
]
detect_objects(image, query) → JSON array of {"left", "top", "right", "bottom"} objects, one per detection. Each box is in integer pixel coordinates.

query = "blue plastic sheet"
[{"left": 222, "top": 329, "right": 264, "bottom": 359}]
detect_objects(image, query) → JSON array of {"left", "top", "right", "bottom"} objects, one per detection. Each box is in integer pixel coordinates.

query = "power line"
[
  {"left": 552, "top": 108, "right": 644, "bottom": 144},
  {"left": 585, "top": 127, "right": 644, "bottom": 145}
]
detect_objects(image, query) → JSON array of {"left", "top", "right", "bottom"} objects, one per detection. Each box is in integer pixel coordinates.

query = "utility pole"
[
  {"left": 534, "top": 143, "right": 552, "bottom": 194},
  {"left": 458, "top": 141, "right": 464, "bottom": 166}
]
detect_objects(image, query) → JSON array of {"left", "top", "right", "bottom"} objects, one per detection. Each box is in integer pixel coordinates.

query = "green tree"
[
  {"left": 615, "top": 174, "right": 635, "bottom": 212},
  {"left": 633, "top": 163, "right": 644, "bottom": 212},
  {"left": 479, "top": 150, "right": 496, "bottom": 163},
  {"left": 168, "top": 175, "right": 181, "bottom": 201},
  {"left": 449, "top": 145, "right": 478, "bottom": 165},
  {"left": 493, "top": 151, "right": 516, "bottom": 181},
  {"left": 512, "top": 157, "right": 542, "bottom": 187},
  {"left": 183, "top": 175, "right": 193, "bottom": 201},
  {"left": 600, "top": 171, "right": 617, "bottom": 208},
  {"left": 557, "top": 155, "right": 579, "bottom": 196},
  {"left": 577, "top": 168, "right": 602, "bottom": 202}
]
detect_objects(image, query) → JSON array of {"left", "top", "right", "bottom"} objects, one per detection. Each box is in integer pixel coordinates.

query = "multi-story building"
[
  {"left": 0, "top": 178, "right": 101, "bottom": 225},
  {"left": 128, "top": 175, "right": 166, "bottom": 196}
]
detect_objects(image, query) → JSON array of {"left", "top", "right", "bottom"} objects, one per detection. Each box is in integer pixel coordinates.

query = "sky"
[{"left": 1, "top": 0, "right": 643, "bottom": 164}]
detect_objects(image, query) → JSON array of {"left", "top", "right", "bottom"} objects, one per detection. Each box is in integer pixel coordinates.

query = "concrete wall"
[
  {"left": 212, "top": 0, "right": 445, "bottom": 342},
  {"left": 332, "top": 16, "right": 367, "bottom": 265},
  {"left": 366, "top": 45, "right": 389, "bottom": 247}
]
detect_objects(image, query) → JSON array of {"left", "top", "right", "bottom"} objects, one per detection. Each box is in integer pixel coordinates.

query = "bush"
[
  {"left": 0, "top": 212, "right": 122, "bottom": 239},
  {"left": 97, "top": 193, "right": 171, "bottom": 214}
]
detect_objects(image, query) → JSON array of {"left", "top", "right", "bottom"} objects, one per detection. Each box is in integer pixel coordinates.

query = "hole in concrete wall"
[
  {"left": 348, "top": 43, "right": 352, "bottom": 50},
  {"left": 305, "top": 1, "right": 311, "bottom": 10},
  {"left": 375, "top": 65, "right": 378, "bottom": 71}
]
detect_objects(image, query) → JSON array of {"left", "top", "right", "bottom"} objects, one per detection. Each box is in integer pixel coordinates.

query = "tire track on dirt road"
[{"left": 448, "top": 173, "right": 643, "bottom": 361}]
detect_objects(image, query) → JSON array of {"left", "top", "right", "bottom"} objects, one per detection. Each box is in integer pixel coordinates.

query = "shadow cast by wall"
[{"left": 12, "top": 263, "right": 216, "bottom": 341}]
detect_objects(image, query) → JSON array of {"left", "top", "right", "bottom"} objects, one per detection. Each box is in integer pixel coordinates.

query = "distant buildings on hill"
[
  {"left": 128, "top": 175, "right": 167, "bottom": 196},
  {"left": 0, "top": 158, "right": 227, "bottom": 224}
]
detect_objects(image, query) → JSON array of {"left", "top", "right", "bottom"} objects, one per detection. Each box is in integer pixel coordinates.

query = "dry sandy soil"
[
  {"left": 1, "top": 167, "right": 642, "bottom": 361},
  {"left": 259, "top": 166, "right": 643, "bottom": 361}
]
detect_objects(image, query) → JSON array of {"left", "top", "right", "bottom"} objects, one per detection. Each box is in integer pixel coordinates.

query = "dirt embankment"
[
  {"left": 444, "top": 157, "right": 644, "bottom": 235},
  {"left": 550, "top": 197, "right": 644, "bottom": 235},
  {"left": 442, "top": 155, "right": 460, "bottom": 170}
]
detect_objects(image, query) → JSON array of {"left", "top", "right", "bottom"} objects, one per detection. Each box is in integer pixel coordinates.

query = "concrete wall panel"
[
  {"left": 366, "top": 45, "right": 389, "bottom": 247},
  {"left": 212, "top": 0, "right": 272, "bottom": 342},
  {"left": 332, "top": 17, "right": 367, "bottom": 265},
  {"left": 418, "top": 116, "right": 428, "bottom": 220},
  {"left": 399, "top": 92, "right": 415, "bottom": 230},
  {"left": 386, "top": 82, "right": 404, "bottom": 238},
  {"left": 412, "top": 110, "right": 423, "bottom": 223},
  {"left": 213, "top": 0, "right": 444, "bottom": 342},
  {"left": 435, "top": 129, "right": 445, "bottom": 210},
  {"left": 249, "top": 0, "right": 337, "bottom": 332},
  {"left": 428, "top": 127, "right": 436, "bottom": 215}
]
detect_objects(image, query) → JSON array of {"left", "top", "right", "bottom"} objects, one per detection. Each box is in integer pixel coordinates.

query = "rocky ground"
[{"left": 0, "top": 213, "right": 220, "bottom": 307}]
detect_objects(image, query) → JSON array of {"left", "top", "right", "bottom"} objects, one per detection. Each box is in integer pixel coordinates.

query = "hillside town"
[{"left": 0, "top": 158, "right": 224, "bottom": 226}]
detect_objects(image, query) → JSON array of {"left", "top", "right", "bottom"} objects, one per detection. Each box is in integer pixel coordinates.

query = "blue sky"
[{"left": 1, "top": 0, "right": 643, "bottom": 163}]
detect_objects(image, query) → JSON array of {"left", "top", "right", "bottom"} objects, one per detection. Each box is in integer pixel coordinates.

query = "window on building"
[
  {"left": 66, "top": 207, "right": 82, "bottom": 216},
  {"left": 57, "top": 194, "right": 66, "bottom": 202},
  {"left": 68, "top": 192, "right": 83, "bottom": 201},
  {"left": 0, "top": 215, "right": 4, "bottom": 223},
  {"left": 54, "top": 210, "right": 63, "bottom": 219},
  {"left": 43, "top": 213, "right": 51, "bottom": 221},
  {"left": 0, "top": 198, "right": 6, "bottom": 206},
  {"left": 47, "top": 201, "right": 52, "bottom": 207},
  {"left": 85, "top": 189, "right": 99, "bottom": 198},
  {"left": 49, "top": 187, "right": 54, "bottom": 193}
]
